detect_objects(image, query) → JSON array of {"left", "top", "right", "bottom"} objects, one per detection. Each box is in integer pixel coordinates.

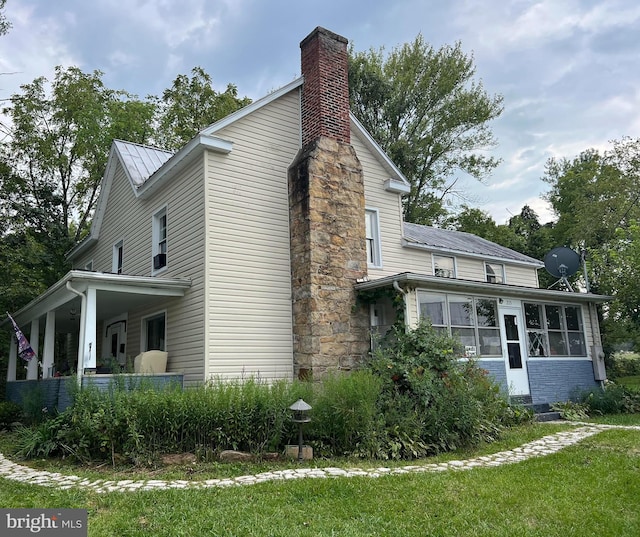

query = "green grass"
[
  {"left": 1, "top": 421, "right": 639, "bottom": 535},
  {"left": 616, "top": 375, "right": 640, "bottom": 389}
]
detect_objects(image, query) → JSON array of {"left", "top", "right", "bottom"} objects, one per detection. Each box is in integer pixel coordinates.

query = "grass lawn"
[
  {"left": 616, "top": 375, "right": 640, "bottom": 389},
  {"left": 0, "top": 420, "right": 639, "bottom": 536}
]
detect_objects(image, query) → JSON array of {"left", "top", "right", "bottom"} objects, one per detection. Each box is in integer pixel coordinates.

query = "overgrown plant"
[{"left": 368, "top": 320, "right": 525, "bottom": 458}]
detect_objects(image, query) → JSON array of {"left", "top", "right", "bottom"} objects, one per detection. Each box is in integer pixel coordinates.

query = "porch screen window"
[
  {"left": 418, "top": 292, "right": 502, "bottom": 356},
  {"left": 524, "top": 302, "right": 586, "bottom": 357},
  {"left": 152, "top": 207, "right": 167, "bottom": 271},
  {"left": 365, "top": 209, "right": 382, "bottom": 268},
  {"left": 144, "top": 313, "right": 166, "bottom": 351},
  {"left": 433, "top": 255, "right": 455, "bottom": 278}
]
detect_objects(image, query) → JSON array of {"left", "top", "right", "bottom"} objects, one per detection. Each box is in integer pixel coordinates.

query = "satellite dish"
[{"left": 544, "top": 247, "right": 581, "bottom": 291}]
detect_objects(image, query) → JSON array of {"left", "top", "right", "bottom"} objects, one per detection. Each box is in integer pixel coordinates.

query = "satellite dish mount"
[{"left": 544, "top": 247, "right": 581, "bottom": 292}]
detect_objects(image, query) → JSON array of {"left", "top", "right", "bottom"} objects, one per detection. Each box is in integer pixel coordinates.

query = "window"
[
  {"left": 365, "top": 209, "right": 382, "bottom": 268},
  {"left": 524, "top": 302, "right": 586, "bottom": 357},
  {"left": 418, "top": 292, "right": 502, "bottom": 356},
  {"left": 144, "top": 312, "right": 166, "bottom": 351},
  {"left": 112, "top": 240, "right": 123, "bottom": 274},
  {"left": 485, "top": 262, "right": 505, "bottom": 284},
  {"left": 152, "top": 207, "right": 167, "bottom": 272},
  {"left": 433, "top": 255, "right": 455, "bottom": 278}
]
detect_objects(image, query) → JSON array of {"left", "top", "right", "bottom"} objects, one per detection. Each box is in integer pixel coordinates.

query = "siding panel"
[{"left": 202, "top": 89, "right": 299, "bottom": 381}]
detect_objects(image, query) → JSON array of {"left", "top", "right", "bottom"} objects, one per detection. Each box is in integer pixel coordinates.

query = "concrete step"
[{"left": 535, "top": 411, "right": 562, "bottom": 422}]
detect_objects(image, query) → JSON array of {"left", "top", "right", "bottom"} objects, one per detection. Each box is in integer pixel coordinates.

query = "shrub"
[
  {"left": 606, "top": 352, "right": 640, "bottom": 379},
  {"left": 368, "top": 321, "right": 519, "bottom": 458},
  {"left": 575, "top": 381, "right": 640, "bottom": 415},
  {"left": 0, "top": 401, "right": 23, "bottom": 430},
  {"left": 307, "top": 370, "right": 383, "bottom": 457}
]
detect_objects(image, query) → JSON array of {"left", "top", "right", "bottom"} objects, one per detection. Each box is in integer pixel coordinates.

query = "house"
[{"left": 5, "top": 27, "right": 608, "bottom": 407}]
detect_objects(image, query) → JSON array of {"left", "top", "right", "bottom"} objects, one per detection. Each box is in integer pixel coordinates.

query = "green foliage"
[
  {"left": 575, "top": 382, "right": 640, "bottom": 415},
  {"left": 542, "top": 137, "right": 640, "bottom": 350},
  {"left": 152, "top": 67, "right": 251, "bottom": 151},
  {"left": 307, "top": 371, "right": 383, "bottom": 457},
  {"left": 0, "top": 0, "right": 10, "bottom": 36},
  {"left": 0, "top": 401, "right": 22, "bottom": 430},
  {"left": 550, "top": 400, "right": 590, "bottom": 421},
  {"left": 606, "top": 352, "right": 640, "bottom": 378},
  {"left": 368, "top": 321, "right": 522, "bottom": 458},
  {"left": 349, "top": 35, "right": 503, "bottom": 225}
]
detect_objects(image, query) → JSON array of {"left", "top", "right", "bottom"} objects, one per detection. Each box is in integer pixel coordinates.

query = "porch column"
[
  {"left": 26, "top": 319, "right": 39, "bottom": 380},
  {"left": 83, "top": 287, "right": 97, "bottom": 373},
  {"left": 42, "top": 311, "right": 56, "bottom": 378},
  {"left": 6, "top": 337, "right": 17, "bottom": 381}
]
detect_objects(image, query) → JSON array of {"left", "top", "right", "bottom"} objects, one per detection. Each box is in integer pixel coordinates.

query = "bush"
[
  {"left": 307, "top": 370, "right": 383, "bottom": 457},
  {"left": 606, "top": 352, "right": 640, "bottom": 379},
  {"left": 575, "top": 381, "right": 640, "bottom": 415},
  {"left": 0, "top": 401, "right": 23, "bottom": 430},
  {"left": 368, "top": 321, "right": 521, "bottom": 458}
]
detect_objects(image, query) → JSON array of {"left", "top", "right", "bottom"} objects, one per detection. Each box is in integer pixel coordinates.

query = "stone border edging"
[{"left": 1, "top": 423, "right": 638, "bottom": 493}]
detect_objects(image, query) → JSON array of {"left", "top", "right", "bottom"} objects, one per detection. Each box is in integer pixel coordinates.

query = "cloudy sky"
[{"left": 1, "top": 0, "right": 639, "bottom": 224}]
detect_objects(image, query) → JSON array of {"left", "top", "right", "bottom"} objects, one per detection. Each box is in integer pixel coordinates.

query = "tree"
[
  {"left": 542, "top": 137, "right": 640, "bottom": 349},
  {"left": 349, "top": 35, "right": 503, "bottom": 225},
  {"left": 153, "top": 67, "right": 251, "bottom": 151},
  {"left": 446, "top": 205, "right": 525, "bottom": 251},
  {"left": 1, "top": 66, "right": 156, "bottom": 247},
  {"left": 0, "top": 0, "right": 10, "bottom": 36}
]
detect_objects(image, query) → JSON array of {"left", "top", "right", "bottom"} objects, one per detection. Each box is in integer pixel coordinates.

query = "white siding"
[
  {"left": 354, "top": 130, "right": 540, "bottom": 287},
  {"left": 202, "top": 89, "right": 300, "bottom": 381},
  {"left": 73, "top": 156, "right": 208, "bottom": 384}
]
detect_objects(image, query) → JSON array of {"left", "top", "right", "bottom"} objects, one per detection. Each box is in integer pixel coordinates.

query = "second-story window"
[
  {"left": 153, "top": 207, "right": 167, "bottom": 272},
  {"left": 433, "top": 255, "right": 455, "bottom": 278},
  {"left": 365, "top": 209, "right": 382, "bottom": 268},
  {"left": 485, "top": 262, "right": 505, "bottom": 284},
  {"left": 112, "top": 240, "right": 123, "bottom": 274}
]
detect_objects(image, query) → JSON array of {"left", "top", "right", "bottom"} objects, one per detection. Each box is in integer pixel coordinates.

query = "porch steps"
[{"left": 511, "top": 398, "right": 563, "bottom": 422}]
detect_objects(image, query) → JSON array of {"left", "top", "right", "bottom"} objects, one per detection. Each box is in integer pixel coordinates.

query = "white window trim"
[
  {"left": 523, "top": 302, "right": 588, "bottom": 358},
  {"left": 141, "top": 310, "right": 167, "bottom": 353},
  {"left": 432, "top": 254, "right": 456, "bottom": 278},
  {"left": 365, "top": 207, "right": 383, "bottom": 269},
  {"left": 112, "top": 239, "right": 124, "bottom": 274},
  {"left": 152, "top": 205, "right": 168, "bottom": 275}
]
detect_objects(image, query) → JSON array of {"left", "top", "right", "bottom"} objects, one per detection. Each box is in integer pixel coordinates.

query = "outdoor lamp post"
[{"left": 289, "top": 398, "right": 312, "bottom": 461}]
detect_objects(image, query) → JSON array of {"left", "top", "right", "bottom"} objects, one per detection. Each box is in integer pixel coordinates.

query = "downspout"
[
  {"left": 66, "top": 282, "right": 86, "bottom": 386},
  {"left": 393, "top": 280, "right": 409, "bottom": 330}
]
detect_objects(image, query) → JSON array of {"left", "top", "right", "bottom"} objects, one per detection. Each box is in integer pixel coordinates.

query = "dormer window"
[
  {"left": 433, "top": 255, "right": 455, "bottom": 278},
  {"left": 485, "top": 262, "right": 505, "bottom": 284},
  {"left": 152, "top": 206, "right": 167, "bottom": 273}
]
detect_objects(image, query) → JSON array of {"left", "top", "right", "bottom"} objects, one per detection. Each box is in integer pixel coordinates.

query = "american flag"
[{"left": 7, "top": 313, "right": 36, "bottom": 362}]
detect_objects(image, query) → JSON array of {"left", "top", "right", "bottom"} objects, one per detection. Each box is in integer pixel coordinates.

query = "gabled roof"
[
  {"left": 114, "top": 140, "right": 173, "bottom": 188},
  {"left": 403, "top": 222, "right": 544, "bottom": 267},
  {"left": 68, "top": 75, "right": 411, "bottom": 261}
]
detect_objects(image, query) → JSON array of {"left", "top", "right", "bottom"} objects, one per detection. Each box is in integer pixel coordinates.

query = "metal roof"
[
  {"left": 403, "top": 223, "right": 543, "bottom": 266},
  {"left": 113, "top": 140, "right": 173, "bottom": 188}
]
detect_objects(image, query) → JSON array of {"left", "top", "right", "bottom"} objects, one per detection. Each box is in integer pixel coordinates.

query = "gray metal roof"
[
  {"left": 114, "top": 140, "right": 173, "bottom": 188},
  {"left": 403, "top": 222, "right": 543, "bottom": 266}
]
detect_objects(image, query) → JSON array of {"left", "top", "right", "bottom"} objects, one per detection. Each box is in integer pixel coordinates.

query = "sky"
[{"left": 1, "top": 0, "right": 639, "bottom": 225}]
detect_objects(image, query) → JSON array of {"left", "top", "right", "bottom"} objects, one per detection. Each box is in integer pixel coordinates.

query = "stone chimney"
[{"left": 288, "top": 27, "right": 369, "bottom": 380}]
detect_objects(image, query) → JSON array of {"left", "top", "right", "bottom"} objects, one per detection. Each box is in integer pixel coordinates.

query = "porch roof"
[
  {"left": 6, "top": 270, "right": 192, "bottom": 331},
  {"left": 355, "top": 272, "right": 612, "bottom": 304}
]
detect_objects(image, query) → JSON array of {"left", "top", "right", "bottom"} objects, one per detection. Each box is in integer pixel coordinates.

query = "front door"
[
  {"left": 105, "top": 320, "right": 127, "bottom": 366},
  {"left": 500, "top": 306, "right": 530, "bottom": 396}
]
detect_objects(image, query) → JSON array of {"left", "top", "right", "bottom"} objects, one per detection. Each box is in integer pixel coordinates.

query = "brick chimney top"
[{"left": 300, "top": 27, "right": 350, "bottom": 147}]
